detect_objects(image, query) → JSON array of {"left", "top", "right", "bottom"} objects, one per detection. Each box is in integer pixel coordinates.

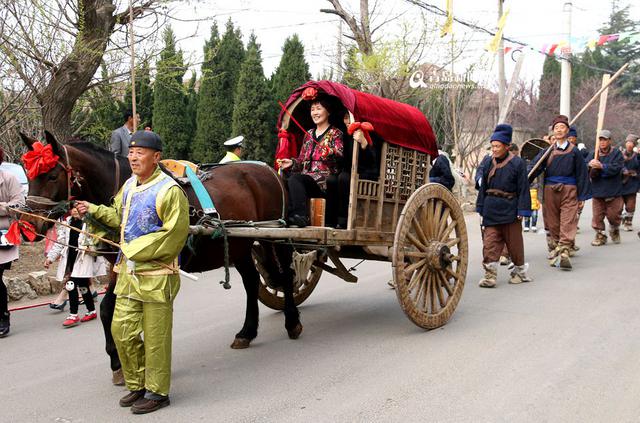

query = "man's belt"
[{"left": 486, "top": 189, "right": 516, "bottom": 199}]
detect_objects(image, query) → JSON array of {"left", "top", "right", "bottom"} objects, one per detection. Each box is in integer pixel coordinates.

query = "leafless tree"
[{"left": 0, "top": 0, "right": 166, "bottom": 143}]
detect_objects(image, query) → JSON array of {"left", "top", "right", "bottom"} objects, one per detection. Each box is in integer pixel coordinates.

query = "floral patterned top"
[{"left": 292, "top": 126, "right": 344, "bottom": 189}]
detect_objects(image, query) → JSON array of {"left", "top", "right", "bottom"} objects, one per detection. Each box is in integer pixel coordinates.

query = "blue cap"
[
  {"left": 129, "top": 130, "right": 162, "bottom": 151},
  {"left": 568, "top": 126, "right": 577, "bottom": 138},
  {"left": 491, "top": 124, "right": 513, "bottom": 145}
]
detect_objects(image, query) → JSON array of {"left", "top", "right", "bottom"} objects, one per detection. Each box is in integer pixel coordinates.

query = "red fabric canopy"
[{"left": 277, "top": 80, "right": 438, "bottom": 157}]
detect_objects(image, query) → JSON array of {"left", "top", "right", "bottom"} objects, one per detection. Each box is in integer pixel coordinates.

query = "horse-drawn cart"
[{"left": 191, "top": 81, "right": 468, "bottom": 330}]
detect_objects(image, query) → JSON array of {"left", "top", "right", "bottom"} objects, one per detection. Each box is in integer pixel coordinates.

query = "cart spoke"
[
  {"left": 445, "top": 237, "right": 460, "bottom": 247},
  {"left": 435, "top": 207, "right": 451, "bottom": 239},
  {"left": 407, "top": 262, "right": 427, "bottom": 293},
  {"left": 440, "top": 220, "right": 457, "bottom": 241},
  {"left": 412, "top": 216, "right": 429, "bottom": 247},
  {"left": 421, "top": 273, "right": 431, "bottom": 312},
  {"left": 435, "top": 272, "right": 447, "bottom": 308},
  {"left": 429, "top": 272, "right": 437, "bottom": 313},
  {"left": 432, "top": 200, "right": 444, "bottom": 237},
  {"left": 404, "top": 258, "right": 427, "bottom": 278},
  {"left": 439, "top": 272, "right": 454, "bottom": 296},
  {"left": 406, "top": 232, "right": 427, "bottom": 252}
]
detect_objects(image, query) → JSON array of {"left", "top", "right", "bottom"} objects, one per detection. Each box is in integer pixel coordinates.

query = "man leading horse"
[{"left": 75, "top": 130, "right": 189, "bottom": 414}]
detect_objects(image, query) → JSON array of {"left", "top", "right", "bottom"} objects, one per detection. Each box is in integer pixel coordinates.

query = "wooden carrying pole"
[
  {"left": 10, "top": 208, "right": 199, "bottom": 281},
  {"left": 594, "top": 73, "right": 611, "bottom": 160},
  {"left": 527, "top": 62, "right": 629, "bottom": 179}
]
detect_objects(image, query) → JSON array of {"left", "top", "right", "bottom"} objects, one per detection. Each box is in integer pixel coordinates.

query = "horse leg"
[
  {"left": 230, "top": 253, "right": 260, "bottom": 349},
  {"left": 100, "top": 267, "right": 121, "bottom": 377},
  {"left": 276, "top": 245, "right": 303, "bottom": 339}
]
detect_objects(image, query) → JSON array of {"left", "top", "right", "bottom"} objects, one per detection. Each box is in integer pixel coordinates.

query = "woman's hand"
[
  {"left": 277, "top": 159, "right": 293, "bottom": 170},
  {"left": 44, "top": 258, "right": 52, "bottom": 269},
  {"left": 589, "top": 159, "right": 603, "bottom": 169}
]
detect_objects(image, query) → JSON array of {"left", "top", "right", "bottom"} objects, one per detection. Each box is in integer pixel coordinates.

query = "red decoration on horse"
[
  {"left": 5, "top": 220, "right": 37, "bottom": 245},
  {"left": 21, "top": 141, "right": 59, "bottom": 180}
]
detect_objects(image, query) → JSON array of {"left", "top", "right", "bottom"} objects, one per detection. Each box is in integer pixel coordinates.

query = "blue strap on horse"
[{"left": 184, "top": 166, "right": 218, "bottom": 217}]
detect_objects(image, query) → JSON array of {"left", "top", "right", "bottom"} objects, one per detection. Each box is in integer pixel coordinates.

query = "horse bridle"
[{"left": 26, "top": 144, "right": 121, "bottom": 214}]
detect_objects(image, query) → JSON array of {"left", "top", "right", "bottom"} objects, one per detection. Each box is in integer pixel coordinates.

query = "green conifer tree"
[
  {"left": 118, "top": 60, "right": 154, "bottom": 129},
  {"left": 152, "top": 27, "right": 190, "bottom": 159},
  {"left": 270, "top": 34, "right": 311, "bottom": 104},
  {"left": 232, "top": 34, "right": 273, "bottom": 162},
  {"left": 192, "top": 20, "right": 245, "bottom": 163},
  {"left": 185, "top": 72, "right": 198, "bottom": 159}
]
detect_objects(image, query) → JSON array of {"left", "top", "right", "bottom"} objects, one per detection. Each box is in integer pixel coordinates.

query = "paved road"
[{"left": 2, "top": 203, "right": 640, "bottom": 422}]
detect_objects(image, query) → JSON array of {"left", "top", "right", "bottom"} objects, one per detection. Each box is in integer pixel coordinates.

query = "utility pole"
[
  {"left": 497, "top": 0, "right": 506, "bottom": 120},
  {"left": 560, "top": 2, "right": 572, "bottom": 118},
  {"left": 336, "top": 20, "right": 343, "bottom": 81},
  {"left": 128, "top": 0, "right": 137, "bottom": 131}
]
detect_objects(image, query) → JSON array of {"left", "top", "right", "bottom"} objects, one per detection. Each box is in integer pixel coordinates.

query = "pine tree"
[
  {"left": 271, "top": 35, "right": 311, "bottom": 104},
  {"left": 595, "top": 3, "right": 640, "bottom": 97},
  {"left": 192, "top": 20, "right": 245, "bottom": 163},
  {"left": 342, "top": 46, "right": 364, "bottom": 90},
  {"left": 232, "top": 34, "right": 273, "bottom": 162},
  {"left": 152, "top": 27, "right": 190, "bottom": 159}
]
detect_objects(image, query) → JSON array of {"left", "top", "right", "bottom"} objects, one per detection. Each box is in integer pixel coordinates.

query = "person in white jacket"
[{"left": 44, "top": 216, "right": 107, "bottom": 328}]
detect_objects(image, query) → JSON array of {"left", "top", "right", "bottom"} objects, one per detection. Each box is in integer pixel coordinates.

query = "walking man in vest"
[
  {"left": 529, "top": 115, "right": 591, "bottom": 269},
  {"left": 75, "top": 130, "right": 189, "bottom": 414},
  {"left": 621, "top": 134, "right": 640, "bottom": 231},
  {"left": 476, "top": 124, "right": 532, "bottom": 287},
  {"left": 588, "top": 130, "right": 624, "bottom": 245}
]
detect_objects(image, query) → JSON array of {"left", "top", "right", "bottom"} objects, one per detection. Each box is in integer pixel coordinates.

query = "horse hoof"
[
  {"left": 287, "top": 323, "right": 303, "bottom": 340},
  {"left": 230, "top": 338, "right": 251, "bottom": 349}
]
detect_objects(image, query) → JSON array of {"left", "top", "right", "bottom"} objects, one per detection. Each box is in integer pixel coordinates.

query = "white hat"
[{"left": 223, "top": 135, "right": 244, "bottom": 147}]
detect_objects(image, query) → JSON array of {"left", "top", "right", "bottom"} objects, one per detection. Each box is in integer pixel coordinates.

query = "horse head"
[{"left": 18, "top": 131, "right": 131, "bottom": 238}]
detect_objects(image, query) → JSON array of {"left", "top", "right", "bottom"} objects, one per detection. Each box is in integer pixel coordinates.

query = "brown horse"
[{"left": 19, "top": 131, "right": 301, "bottom": 376}]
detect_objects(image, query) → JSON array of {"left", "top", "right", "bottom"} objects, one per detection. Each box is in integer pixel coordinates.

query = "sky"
[{"left": 164, "top": 0, "right": 639, "bottom": 89}]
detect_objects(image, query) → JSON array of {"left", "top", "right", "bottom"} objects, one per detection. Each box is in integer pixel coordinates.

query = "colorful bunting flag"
[
  {"left": 440, "top": 0, "right": 454, "bottom": 37},
  {"left": 486, "top": 6, "right": 510, "bottom": 53}
]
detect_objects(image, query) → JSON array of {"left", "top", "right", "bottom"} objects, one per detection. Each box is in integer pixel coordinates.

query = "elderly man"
[
  {"left": 476, "top": 124, "right": 532, "bottom": 287},
  {"left": 529, "top": 115, "right": 591, "bottom": 270},
  {"left": 621, "top": 134, "right": 640, "bottom": 231},
  {"left": 588, "top": 130, "right": 624, "bottom": 245},
  {"left": 75, "top": 131, "right": 189, "bottom": 414}
]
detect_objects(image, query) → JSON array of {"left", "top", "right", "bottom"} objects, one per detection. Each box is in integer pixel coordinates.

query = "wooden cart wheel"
[
  {"left": 393, "top": 183, "right": 468, "bottom": 329},
  {"left": 253, "top": 243, "right": 322, "bottom": 311}
]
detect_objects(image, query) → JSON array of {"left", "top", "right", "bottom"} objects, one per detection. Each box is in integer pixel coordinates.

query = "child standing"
[
  {"left": 44, "top": 216, "right": 106, "bottom": 327},
  {"left": 524, "top": 183, "right": 540, "bottom": 232}
]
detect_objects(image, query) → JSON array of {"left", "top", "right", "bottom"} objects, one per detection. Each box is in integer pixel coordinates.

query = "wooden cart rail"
[{"left": 189, "top": 225, "right": 396, "bottom": 248}]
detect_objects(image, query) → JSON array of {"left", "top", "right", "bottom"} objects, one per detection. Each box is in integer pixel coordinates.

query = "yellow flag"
[
  {"left": 440, "top": 0, "right": 453, "bottom": 37},
  {"left": 486, "top": 7, "right": 510, "bottom": 53}
]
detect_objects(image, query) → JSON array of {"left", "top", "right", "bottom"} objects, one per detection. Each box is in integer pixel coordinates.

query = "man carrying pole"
[
  {"left": 587, "top": 130, "right": 624, "bottom": 245},
  {"left": 529, "top": 115, "right": 591, "bottom": 270},
  {"left": 74, "top": 130, "right": 190, "bottom": 414}
]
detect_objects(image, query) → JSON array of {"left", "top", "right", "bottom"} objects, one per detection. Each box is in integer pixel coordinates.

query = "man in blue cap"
[
  {"left": 475, "top": 124, "right": 532, "bottom": 288},
  {"left": 74, "top": 130, "right": 190, "bottom": 414}
]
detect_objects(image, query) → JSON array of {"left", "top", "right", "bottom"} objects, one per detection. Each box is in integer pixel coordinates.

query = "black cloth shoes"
[{"left": 0, "top": 312, "right": 9, "bottom": 338}]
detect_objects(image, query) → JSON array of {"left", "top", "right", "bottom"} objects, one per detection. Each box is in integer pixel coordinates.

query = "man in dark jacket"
[
  {"left": 529, "top": 115, "right": 591, "bottom": 270},
  {"left": 588, "top": 130, "right": 624, "bottom": 245},
  {"left": 621, "top": 134, "right": 640, "bottom": 231},
  {"left": 476, "top": 124, "right": 532, "bottom": 288}
]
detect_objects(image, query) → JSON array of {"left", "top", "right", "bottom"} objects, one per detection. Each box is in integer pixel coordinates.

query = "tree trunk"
[{"left": 40, "top": 0, "right": 117, "bottom": 140}]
